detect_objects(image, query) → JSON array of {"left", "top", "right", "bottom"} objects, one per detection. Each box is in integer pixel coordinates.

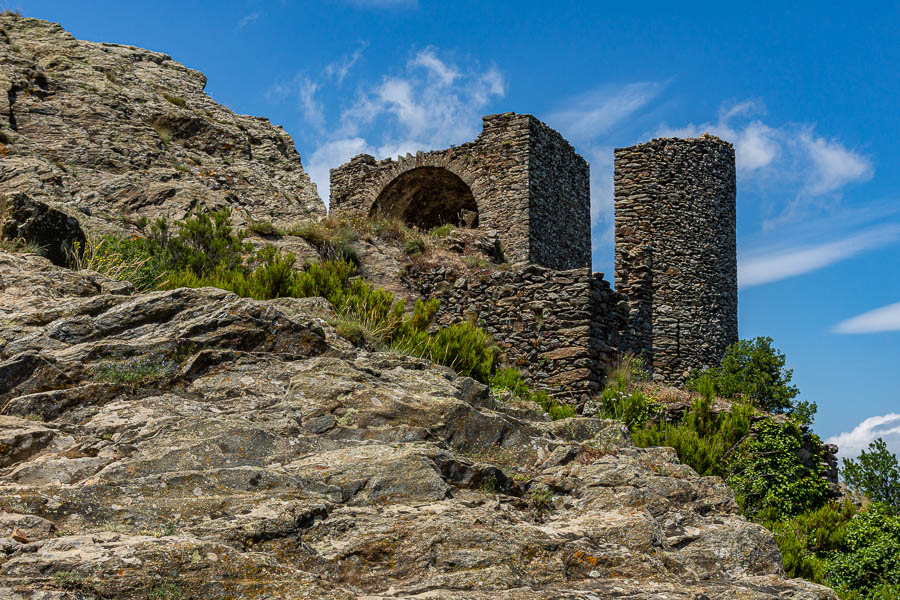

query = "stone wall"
[
  {"left": 330, "top": 113, "right": 589, "bottom": 269},
  {"left": 614, "top": 135, "right": 738, "bottom": 385},
  {"left": 403, "top": 264, "right": 627, "bottom": 401},
  {"left": 527, "top": 118, "right": 592, "bottom": 270}
]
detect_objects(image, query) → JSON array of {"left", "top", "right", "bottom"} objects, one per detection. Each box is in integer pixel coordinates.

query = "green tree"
[
  {"left": 687, "top": 336, "right": 806, "bottom": 416},
  {"left": 842, "top": 438, "right": 900, "bottom": 510}
]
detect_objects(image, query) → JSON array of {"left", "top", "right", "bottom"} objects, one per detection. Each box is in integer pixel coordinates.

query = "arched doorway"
[{"left": 370, "top": 167, "right": 478, "bottom": 229}]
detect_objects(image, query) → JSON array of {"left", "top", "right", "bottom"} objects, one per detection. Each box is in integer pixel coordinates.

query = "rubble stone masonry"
[
  {"left": 614, "top": 135, "right": 738, "bottom": 384},
  {"left": 330, "top": 113, "right": 590, "bottom": 270},
  {"left": 404, "top": 263, "right": 627, "bottom": 401}
]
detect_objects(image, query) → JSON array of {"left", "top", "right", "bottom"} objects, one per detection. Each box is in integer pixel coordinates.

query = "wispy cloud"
[
  {"left": 738, "top": 223, "right": 900, "bottom": 288},
  {"left": 658, "top": 100, "right": 873, "bottom": 227},
  {"left": 305, "top": 138, "right": 374, "bottom": 208},
  {"left": 291, "top": 47, "right": 505, "bottom": 203},
  {"left": 298, "top": 77, "right": 324, "bottom": 131},
  {"left": 325, "top": 41, "right": 369, "bottom": 85},
  {"left": 545, "top": 83, "right": 665, "bottom": 232},
  {"left": 237, "top": 11, "right": 261, "bottom": 29},
  {"left": 826, "top": 413, "right": 900, "bottom": 463},
  {"left": 547, "top": 82, "right": 664, "bottom": 143},
  {"left": 833, "top": 301, "right": 900, "bottom": 334}
]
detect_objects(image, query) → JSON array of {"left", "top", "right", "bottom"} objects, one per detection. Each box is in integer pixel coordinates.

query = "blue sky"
[{"left": 19, "top": 0, "right": 900, "bottom": 460}]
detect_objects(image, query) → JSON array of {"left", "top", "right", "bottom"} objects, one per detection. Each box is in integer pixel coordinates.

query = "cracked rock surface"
[
  {"left": 0, "top": 14, "right": 323, "bottom": 237},
  {"left": 0, "top": 250, "right": 837, "bottom": 599}
]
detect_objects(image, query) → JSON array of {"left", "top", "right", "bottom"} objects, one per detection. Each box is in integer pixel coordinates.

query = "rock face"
[
  {"left": 0, "top": 249, "right": 836, "bottom": 599},
  {"left": 0, "top": 14, "right": 324, "bottom": 237},
  {"left": 0, "top": 192, "right": 85, "bottom": 266}
]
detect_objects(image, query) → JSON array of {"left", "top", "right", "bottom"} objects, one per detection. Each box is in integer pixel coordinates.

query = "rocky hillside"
[
  {"left": 0, "top": 249, "right": 837, "bottom": 599},
  {"left": 0, "top": 13, "right": 840, "bottom": 600},
  {"left": 0, "top": 14, "right": 323, "bottom": 237}
]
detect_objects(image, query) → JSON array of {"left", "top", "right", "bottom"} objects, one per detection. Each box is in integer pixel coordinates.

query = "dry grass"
[{"left": 0, "top": 236, "right": 44, "bottom": 255}]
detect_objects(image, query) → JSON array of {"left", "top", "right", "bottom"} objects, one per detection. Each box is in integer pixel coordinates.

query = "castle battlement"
[{"left": 330, "top": 115, "right": 738, "bottom": 396}]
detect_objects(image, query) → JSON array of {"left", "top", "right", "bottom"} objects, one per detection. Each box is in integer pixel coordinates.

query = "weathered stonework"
[
  {"left": 333, "top": 115, "right": 741, "bottom": 392},
  {"left": 404, "top": 263, "right": 627, "bottom": 401},
  {"left": 330, "top": 113, "right": 590, "bottom": 270},
  {"left": 614, "top": 135, "right": 738, "bottom": 384}
]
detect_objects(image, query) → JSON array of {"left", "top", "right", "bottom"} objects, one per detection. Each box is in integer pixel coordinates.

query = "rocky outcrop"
[
  {"left": 0, "top": 192, "right": 85, "bottom": 266},
  {"left": 0, "top": 14, "right": 324, "bottom": 239},
  {"left": 0, "top": 249, "right": 836, "bottom": 599}
]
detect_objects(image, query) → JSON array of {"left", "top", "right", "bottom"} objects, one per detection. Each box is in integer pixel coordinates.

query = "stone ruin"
[{"left": 330, "top": 112, "right": 738, "bottom": 402}]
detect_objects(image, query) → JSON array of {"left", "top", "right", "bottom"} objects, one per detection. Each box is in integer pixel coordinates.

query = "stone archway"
[{"left": 369, "top": 167, "right": 478, "bottom": 229}]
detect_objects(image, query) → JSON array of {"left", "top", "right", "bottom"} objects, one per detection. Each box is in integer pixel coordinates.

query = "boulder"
[{"left": 0, "top": 193, "right": 85, "bottom": 266}]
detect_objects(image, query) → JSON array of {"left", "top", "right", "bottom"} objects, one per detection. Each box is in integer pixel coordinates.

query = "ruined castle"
[{"left": 330, "top": 112, "right": 738, "bottom": 400}]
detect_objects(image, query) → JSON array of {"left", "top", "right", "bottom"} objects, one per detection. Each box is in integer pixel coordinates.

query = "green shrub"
[
  {"left": 430, "top": 224, "right": 454, "bottom": 238},
  {"left": 72, "top": 235, "right": 168, "bottom": 291},
  {"left": 842, "top": 438, "right": 900, "bottom": 510},
  {"left": 686, "top": 336, "right": 807, "bottom": 417},
  {"left": 74, "top": 211, "right": 501, "bottom": 384},
  {"left": 163, "top": 93, "right": 187, "bottom": 108},
  {"left": 404, "top": 238, "right": 426, "bottom": 255},
  {"left": 489, "top": 367, "right": 574, "bottom": 420},
  {"left": 728, "top": 418, "right": 830, "bottom": 520},
  {"left": 597, "top": 356, "right": 658, "bottom": 432},
  {"left": 247, "top": 220, "right": 278, "bottom": 236},
  {"left": 282, "top": 220, "right": 360, "bottom": 266},
  {"left": 827, "top": 503, "right": 900, "bottom": 598},
  {"left": 151, "top": 121, "right": 174, "bottom": 145},
  {"left": 150, "top": 583, "right": 183, "bottom": 600},
  {"left": 765, "top": 501, "right": 857, "bottom": 584},
  {"left": 153, "top": 208, "right": 250, "bottom": 278},
  {"left": 633, "top": 396, "right": 754, "bottom": 478}
]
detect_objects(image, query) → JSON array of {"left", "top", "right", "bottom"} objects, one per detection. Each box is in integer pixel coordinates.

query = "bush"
[
  {"left": 765, "top": 501, "right": 857, "bottom": 584},
  {"left": 842, "top": 438, "right": 900, "bottom": 510},
  {"left": 728, "top": 418, "right": 831, "bottom": 520},
  {"left": 247, "top": 220, "right": 278, "bottom": 236},
  {"left": 489, "top": 367, "right": 575, "bottom": 420},
  {"left": 74, "top": 211, "right": 504, "bottom": 384},
  {"left": 162, "top": 93, "right": 187, "bottom": 108},
  {"left": 404, "top": 238, "right": 426, "bottom": 255},
  {"left": 686, "top": 336, "right": 806, "bottom": 417},
  {"left": 71, "top": 235, "right": 168, "bottom": 291},
  {"left": 827, "top": 503, "right": 900, "bottom": 598},
  {"left": 597, "top": 356, "right": 658, "bottom": 432},
  {"left": 282, "top": 220, "right": 360, "bottom": 266}
]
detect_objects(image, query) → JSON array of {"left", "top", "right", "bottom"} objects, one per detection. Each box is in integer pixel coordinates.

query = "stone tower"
[
  {"left": 329, "top": 113, "right": 591, "bottom": 270},
  {"left": 614, "top": 135, "right": 738, "bottom": 384}
]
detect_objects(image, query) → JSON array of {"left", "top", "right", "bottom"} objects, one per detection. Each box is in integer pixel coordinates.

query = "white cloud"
[
  {"left": 738, "top": 224, "right": 900, "bottom": 287},
  {"left": 323, "top": 47, "right": 504, "bottom": 169},
  {"left": 547, "top": 82, "right": 664, "bottom": 143},
  {"left": 298, "top": 77, "right": 324, "bottom": 131},
  {"left": 826, "top": 413, "right": 900, "bottom": 463},
  {"left": 659, "top": 101, "right": 873, "bottom": 228},
  {"left": 659, "top": 100, "right": 780, "bottom": 173},
  {"left": 833, "top": 301, "right": 900, "bottom": 334},
  {"left": 802, "top": 132, "right": 874, "bottom": 196},
  {"left": 325, "top": 41, "right": 369, "bottom": 85},
  {"left": 237, "top": 11, "right": 261, "bottom": 29},
  {"left": 411, "top": 48, "right": 460, "bottom": 86},
  {"left": 306, "top": 138, "right": 375, "bottom": 206}
]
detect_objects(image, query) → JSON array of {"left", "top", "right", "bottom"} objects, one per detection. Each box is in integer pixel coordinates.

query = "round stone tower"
[{"left": 613, "top": 135, "right": 738, "bottom": 384}]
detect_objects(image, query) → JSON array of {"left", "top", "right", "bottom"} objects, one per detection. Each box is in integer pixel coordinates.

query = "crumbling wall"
[
  {"left": 614, "top": 135, "right": 738, "bottom": 385},
  {"left": 527, "top": 118, "right": 591, "bottom": 270},
  {"left": 404, "top": 264, "right": 627, "bottom": 401},
  {"left": 330, "top": 113, "right": 589, "bottom": 269}
]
